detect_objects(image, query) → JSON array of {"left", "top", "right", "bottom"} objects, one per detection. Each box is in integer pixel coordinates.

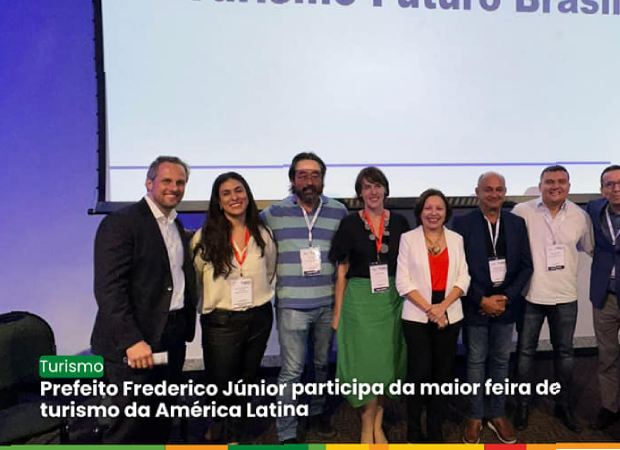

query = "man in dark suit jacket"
[
  {"left": 586, "top": 164, "right": 620, "bottom": 430},
  {"left": 452, "top": 172, "right": 532, "bottom": 444},
  {"left": 91, "top": 156, "right": 197, "bottom": 443}
]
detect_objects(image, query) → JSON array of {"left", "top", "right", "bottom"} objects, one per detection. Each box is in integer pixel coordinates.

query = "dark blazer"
[
  {"left": 586, "top": 198, "right": 620, "bottom": 309},
  {"left": 91, "top": 199, "right": 197, "bottom": 362},
  {"left": 452, "top": 209, "right": 533, "bottom": 325}
]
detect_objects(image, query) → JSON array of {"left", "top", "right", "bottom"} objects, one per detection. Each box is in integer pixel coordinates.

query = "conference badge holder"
[
  {"left": 301, "top": 246, "right": 322, "bottom": 276},
  {"left": 230, "top": 278, "right": 253, "bottom": 309},
  {"left": 488, "top": 257, "right": 507, "bottom": 286},
  {"left": 546, "top": 244, "right": 565, "bottom": 271},
  {"left": 370, "top": 262, "right": 390, "bottom": 293}
]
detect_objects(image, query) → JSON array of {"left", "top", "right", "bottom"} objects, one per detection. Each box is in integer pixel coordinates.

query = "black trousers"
[
  {"left": 101, "top": 310, "right": 188, "bottom": 444},
  {"left": 402, "top": 318, "right": 460, "bottom": 442},
  {"left": 200, "top": 302, "right": 273, "bottom": 430}
]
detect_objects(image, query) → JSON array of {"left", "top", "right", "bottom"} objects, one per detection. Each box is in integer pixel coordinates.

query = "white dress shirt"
[
  {"left": 512, "top": 198, "right": 593, "bottom": 305},
  {"left": 145, "top": 195, "right": 185, "bottom": 311}
]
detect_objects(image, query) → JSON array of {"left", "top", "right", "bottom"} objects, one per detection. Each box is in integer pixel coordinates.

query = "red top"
[{"left": 428, "top": 247, "right": 449, "bottom": 291}]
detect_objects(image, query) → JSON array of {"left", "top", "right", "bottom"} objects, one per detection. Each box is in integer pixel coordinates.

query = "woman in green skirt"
[{"left": 329, "top": 166, "right": 409, "bottom": 443}]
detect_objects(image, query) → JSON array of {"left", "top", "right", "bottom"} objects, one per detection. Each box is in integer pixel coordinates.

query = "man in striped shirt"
[{"left": 261, "top": 152, "right": 348, "bottom": 443}]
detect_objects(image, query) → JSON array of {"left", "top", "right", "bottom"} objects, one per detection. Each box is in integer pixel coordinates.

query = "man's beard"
[{"left": 295, "top": 185, "right": 323, "bottom": 205}]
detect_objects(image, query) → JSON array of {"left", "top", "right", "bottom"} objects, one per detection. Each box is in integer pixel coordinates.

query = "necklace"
[
  {"left": 424, "top": 231, "right": 444, "bottom": 256},
  {"left": 361, "top": 210, "right": 390, "bottom": 258}
]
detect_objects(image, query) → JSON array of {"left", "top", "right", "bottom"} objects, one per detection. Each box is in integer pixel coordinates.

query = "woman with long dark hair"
[{"left": 191, "top": 172, "right": 276, "bottom": 444}]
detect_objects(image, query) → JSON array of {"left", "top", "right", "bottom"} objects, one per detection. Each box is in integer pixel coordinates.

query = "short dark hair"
[
  {"left": 540, "top": 164, "right": 569, "bottom": 182},
  {"left": 288, "top": 152, "right": 327, "bottom": 182},
  {"left": 600, "top": 165, "right": 620, "bottom": 187},
  {"left": 146, "top": 155, "right": 190, "bottom": 181},
  {"left": 414, "top": 188, "right": 452, "bottom": 226},
  {"left": 354, "top": 166, "right": 390, "bottom": 199}
]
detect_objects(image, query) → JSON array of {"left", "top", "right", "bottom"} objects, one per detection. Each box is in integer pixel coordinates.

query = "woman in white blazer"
[{"left": 396, "top": 188, "right": 470, "bottom": 443}]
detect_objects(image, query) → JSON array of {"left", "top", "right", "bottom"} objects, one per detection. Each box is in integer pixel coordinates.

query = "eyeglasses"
[
  {"left": 603, "top": 181, "right": 620, "bottom": 190},
  {"left": 295, "top": 171, "right": 322, "bottom": 182}
]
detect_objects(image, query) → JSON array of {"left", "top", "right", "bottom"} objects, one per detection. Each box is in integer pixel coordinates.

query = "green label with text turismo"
[{"left": 39, "top": 355, "right": 104, "bottom": 378}]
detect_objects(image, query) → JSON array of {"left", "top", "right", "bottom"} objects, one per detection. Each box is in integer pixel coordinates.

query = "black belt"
[
  {"left": 210, "top": 302, "right": 271, "bottom": 316},
  {"left": 167, "top": 309, "right": 186, "bottom": 320}
]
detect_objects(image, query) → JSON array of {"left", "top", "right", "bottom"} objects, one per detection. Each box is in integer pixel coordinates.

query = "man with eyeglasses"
[
  {"left": 261, "top": 152, "right": 348, "bottom": 443},
  {"left": 512, "top": 165, "right": 593, "bottom": 433},
  {"left": 586, "top": 164, "right": 620, "bottom": 430}
]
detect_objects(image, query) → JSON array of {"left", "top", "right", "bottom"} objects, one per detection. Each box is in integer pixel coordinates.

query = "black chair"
[{"left": 0, "top": 311, "right": 68, "bottom": 443}]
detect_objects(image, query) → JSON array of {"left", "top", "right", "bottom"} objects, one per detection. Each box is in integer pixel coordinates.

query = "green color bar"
[
  {"left": 39, "top": 355, "right": 104, "bottom": 378},
  {"left": 308, "top": 444, "right": 326, "bottom": 450},
  {"left": 237, "top": 446, "right": 308, "bottom": 450}
]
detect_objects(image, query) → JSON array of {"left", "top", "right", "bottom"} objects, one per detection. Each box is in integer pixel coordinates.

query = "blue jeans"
[
  {"left": 516, "top": 301, "right": 577, "bottom": 408},
  {"left": 465, "top": 322, "right": 514, "bottom": 419},
  {"left": 276, "top": 306, "right": 334, "bottom": 441}
]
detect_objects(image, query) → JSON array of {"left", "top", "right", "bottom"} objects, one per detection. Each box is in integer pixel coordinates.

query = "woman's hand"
[
  {"left": 436, "top": 314, "right": 448, "bottom": 330},
  {"left": 333, "top": 261, "right": 349, "bottom": 332},
  {"left": 332, "top": 312, "right": 340, "bottom": 331},
  {"left": 426, "top": 303, "right": 447, "bottom": 323}
]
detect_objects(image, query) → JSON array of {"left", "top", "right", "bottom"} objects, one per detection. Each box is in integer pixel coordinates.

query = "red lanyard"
[
  {"left": 231, "top": 228, "right": 250, "bottom": 267},
  {"left": 364, "top": 211, "right": 386, "bottom": 256}
]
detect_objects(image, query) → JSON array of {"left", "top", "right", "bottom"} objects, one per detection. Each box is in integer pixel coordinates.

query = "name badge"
[
  {"left": 489, "top": 258, "right": 507, "bottom": 286},
  {"left": 369, "top": 262, "right": 390, "bottom": 293},
  {"left": 546, "top": 244, "right": 565, "bottom": 271},
  {"left": 300, "top": 246, "right": 322, "bottom": 276},
  {"left": 230, "top": 278, "right": 253, "bottom": 309}
]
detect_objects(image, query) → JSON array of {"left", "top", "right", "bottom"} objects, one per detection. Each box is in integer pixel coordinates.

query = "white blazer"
[{"left": 396, "top": 226, "right": 470, "bottom": 324}]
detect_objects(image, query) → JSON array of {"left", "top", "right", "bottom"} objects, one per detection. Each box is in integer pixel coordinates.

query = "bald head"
[
  {"left": 477, "top": 171, "right": 506, "bottom": 188},
  {"left": 476, "top": 172, "right": 507, "bottom": 216}
]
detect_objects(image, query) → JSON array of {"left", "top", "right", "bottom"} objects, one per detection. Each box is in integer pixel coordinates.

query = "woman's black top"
[{"left": 329, "top": 211, "right": 410, "bottom": 278}]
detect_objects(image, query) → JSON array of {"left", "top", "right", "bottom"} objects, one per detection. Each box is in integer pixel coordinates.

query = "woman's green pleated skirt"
[{"left": 336, "top": 277, "right": 407, "bottom": 408}]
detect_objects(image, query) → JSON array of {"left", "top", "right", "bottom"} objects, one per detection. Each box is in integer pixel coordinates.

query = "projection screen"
[{"left": 94, "top": 0, "right": 620, "bottom": 208}]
